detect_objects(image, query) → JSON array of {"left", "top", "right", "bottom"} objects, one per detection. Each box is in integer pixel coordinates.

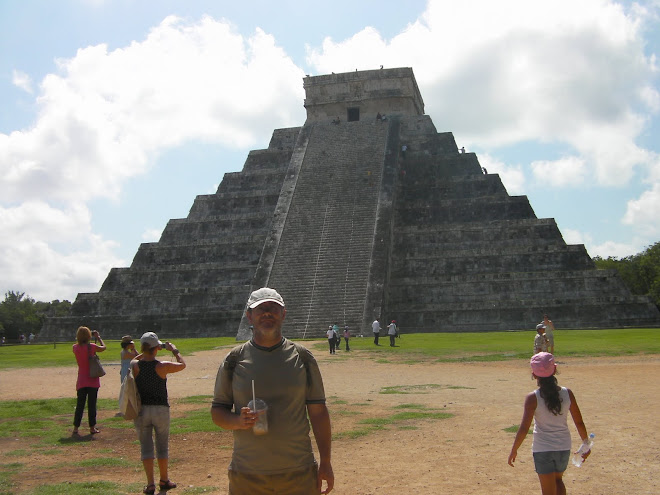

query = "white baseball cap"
[
  {"left": 140, "top": 331, "right": 163, "bottom": 348},
  {"left": 247, "top": 287, "right": 285, "bottom": 309}
]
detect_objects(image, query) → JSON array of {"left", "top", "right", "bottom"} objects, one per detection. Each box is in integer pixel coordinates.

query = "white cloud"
[
  {"left": 561, "top": 228, "right": 643, "bottom": 258},
  {"left": 561, "top": 228, "right": 593, "bottom": 247},
  {"left": 569, "top": 117, "right": 652, "bottom": 186},
  {"left": 531, "top": 156, "right": 587, "bottom": 187},
  {"left": 12, "top": 70, "right": 33, "bottom": 93},
  {"left": 0, "top": 201, "right": 123, "bottom": 301},
  {"left": 590, "top": 238, "right": 647, "bottom": 258},
  {"left": 640, "top": 85, "right": 660, "bottom": 112},
  {"left": 623, "top": 182, "right": 660, "bottom": 236},
  {"left": 646, "top": 155, "right": 660, "bottom": 183},
  {"left": 0, "top": 16, "right": 305, "bottom": 205},
  {"left": 306, "top": 27, "right": 389, "bottom": 74},
  {"left": 0, "top": 15, "right": 306, "bottom": 301},
  {"left": 141, "top": 228, "right": 163, "bottom": 242},
  {"left": 307, "top": 0, "right": 659, "bottom": 189},
  {"left": 478, "top": 153, "right": 526, "bottom": 194}
]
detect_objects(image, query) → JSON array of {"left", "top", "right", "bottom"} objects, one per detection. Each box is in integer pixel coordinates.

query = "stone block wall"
[
  {"left": 304, "top": 68, "right": 424, "bottom": 123},
  {"left": 42, "top": 68, "right": 659, "bottom": 341},
  {"left": 246, "top": 118, "right": 392, "bottom": 339},
  {"left": 42, "top": 134, "right": 295, "bottom": 340},
  {"left": 382, "top": 123, "right": 660, "bottom": 331}
]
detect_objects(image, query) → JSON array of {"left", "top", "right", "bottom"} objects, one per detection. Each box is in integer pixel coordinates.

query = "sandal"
[
  {"left": 159, "top": 479, "right": 177, "bottom": 490},
  {"left": 90, "top": 427, "right": 100, "bottom": 434},
  {"left": 143, "top": 484, "right": 155, "bottom": 495}
]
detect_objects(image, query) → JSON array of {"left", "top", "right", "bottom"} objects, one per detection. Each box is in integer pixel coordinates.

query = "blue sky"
[{"left": 1, "top": 0, "right": 659, "bottom": 302}]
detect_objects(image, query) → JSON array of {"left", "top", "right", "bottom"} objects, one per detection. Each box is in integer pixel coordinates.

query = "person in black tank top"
[
  {"left": 136, "top": 360, "right": 169, "bottom": 406},
  {"left": 131, "top": 332, "right": 186, "bottom": 495}
]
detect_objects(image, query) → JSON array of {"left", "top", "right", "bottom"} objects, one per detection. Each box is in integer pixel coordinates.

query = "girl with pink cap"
[{"left": 508, "top": 352, "right": 592, "bottom": 495}]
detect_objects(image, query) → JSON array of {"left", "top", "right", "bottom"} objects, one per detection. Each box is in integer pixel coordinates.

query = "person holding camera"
[
  {"left": 120, "top": 335, "right": 138, "bottom": 383},
  {"left": 132, "top": 332, "right": 186, "bottom": 494},
  {"left": 72, "top": 326, "right": 106, "bottom": 436},
  {"left": 118, "top": 335, "right": 138, "bottom": 414}
]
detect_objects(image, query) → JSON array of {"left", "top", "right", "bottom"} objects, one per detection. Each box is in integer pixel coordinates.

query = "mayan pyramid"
[{"left": 42, "top": 68, "right": 660, "bottom": 340}]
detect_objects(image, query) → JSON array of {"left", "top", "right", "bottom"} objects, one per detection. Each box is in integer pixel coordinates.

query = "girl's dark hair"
[
  {"left": 120, "top": 341, "right": 129, "bottom": 349},
  {"left": 538, "top": 375, "right": 562, "bottom": 415}
]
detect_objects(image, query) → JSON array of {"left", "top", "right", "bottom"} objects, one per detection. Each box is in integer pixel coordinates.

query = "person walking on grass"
[
  {"left": 326, "top": 325, "right": 336, "bottom": 354},
  {"left": 72, "top": 326, "right": 105, "bottom": 436},
  {"left": 332, "top": 322, "right": 340, "bottom": 352},
  {"left": 387, "top": 320, "right": 397, "bottom": 347},
  {"left": 372, "top": 318, "right": 381, "bottom": 345},
  {"left": 534, "top": 324, "right": 549, "bottom": 354},
  {"left": 508, "top": 352, "right": 591, "bottom": 495},
  {"left": 132, "top": 332, "right": 186, "bottom": 494},
  {"left": 542, "top": 314, "right": 556, "bottom": 354}
]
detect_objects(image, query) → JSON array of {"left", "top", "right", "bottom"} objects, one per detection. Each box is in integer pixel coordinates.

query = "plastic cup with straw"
[{"left": 249, "top": 379, "right": 268, "bottom": 435}]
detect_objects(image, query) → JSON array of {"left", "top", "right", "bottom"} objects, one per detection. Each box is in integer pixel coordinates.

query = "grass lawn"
[
  {"left": 0, "top": 337, "right": 239, "bottom": 370},
  {"left": 310, "top": 327, "right": 660, "bottom": 361},
  {"left": 0, "top": 328, "right": 658, "bottom": 494},
  {"left": 0, "top": 328, "right": 658, "bottom": 370}
]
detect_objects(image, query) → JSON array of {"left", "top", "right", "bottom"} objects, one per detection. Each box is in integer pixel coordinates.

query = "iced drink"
[{"left": 248, "top": 398, "right": 268, "bottom": 435}]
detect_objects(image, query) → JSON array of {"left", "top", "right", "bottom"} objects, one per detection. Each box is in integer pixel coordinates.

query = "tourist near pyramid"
[{"left": 42, "top": 68, "right": 660, "bottom": 341}]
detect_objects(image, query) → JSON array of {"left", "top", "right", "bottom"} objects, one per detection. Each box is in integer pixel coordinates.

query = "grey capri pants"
[{"left": 134, "top": 405, "right": 170, "bottom": 460}]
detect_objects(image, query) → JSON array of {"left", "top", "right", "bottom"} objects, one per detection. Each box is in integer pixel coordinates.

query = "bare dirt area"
[{"left": 1, "top": 343, "right": 659, "bottom": 494}]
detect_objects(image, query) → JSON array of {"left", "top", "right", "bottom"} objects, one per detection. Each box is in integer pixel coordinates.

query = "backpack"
[{"left": 119, "top": 367, "right": 141, "bottom": 420}]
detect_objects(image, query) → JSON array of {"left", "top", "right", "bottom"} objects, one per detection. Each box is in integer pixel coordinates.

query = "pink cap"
[{"left": 530, "top": 352, "right": 556, "bottom": 377}]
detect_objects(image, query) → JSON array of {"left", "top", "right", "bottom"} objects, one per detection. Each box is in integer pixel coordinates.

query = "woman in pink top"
[{"left": 71, "top": 326, "right": 106, "bottom": 436}]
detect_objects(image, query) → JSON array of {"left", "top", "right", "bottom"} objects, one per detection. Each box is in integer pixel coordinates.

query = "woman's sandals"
[{"left": 159, "top": 479, "right": 177, "bottom": 491}]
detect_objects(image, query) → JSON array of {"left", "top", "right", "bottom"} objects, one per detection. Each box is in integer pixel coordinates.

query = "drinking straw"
[{"left": 252, "top": 379, "right": 256, "bottom": 409}]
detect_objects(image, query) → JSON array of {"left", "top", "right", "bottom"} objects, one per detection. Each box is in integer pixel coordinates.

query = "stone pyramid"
[{"left": 42, "top": 68, "right": 660, "bottom": 340}]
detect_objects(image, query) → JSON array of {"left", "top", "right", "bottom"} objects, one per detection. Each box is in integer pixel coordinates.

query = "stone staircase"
[{"left": 244, "top": 119, "right": 391, "bottom": 339}]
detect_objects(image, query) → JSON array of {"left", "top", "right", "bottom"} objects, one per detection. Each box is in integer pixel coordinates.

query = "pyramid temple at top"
[{"left": 42, "top": 67, "right": 660, "bottom": 341}]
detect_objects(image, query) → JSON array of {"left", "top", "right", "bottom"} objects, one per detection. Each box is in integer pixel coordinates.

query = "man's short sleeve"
[
  {"left": 212, "top": 352, "right": 236, "bottom": 410},
  {"left": 297, "top": 345, "right": 326, "bottom": 404}
]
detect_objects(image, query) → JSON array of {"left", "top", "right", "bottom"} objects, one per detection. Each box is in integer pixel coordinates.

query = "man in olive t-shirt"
[{"left": 211, "top": 288, "right": 334, "bottom": 494}]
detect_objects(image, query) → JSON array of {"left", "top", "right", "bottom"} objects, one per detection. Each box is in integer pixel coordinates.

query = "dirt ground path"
[{"left": 1, "top": 343, "right": 659, "bottom": 494}]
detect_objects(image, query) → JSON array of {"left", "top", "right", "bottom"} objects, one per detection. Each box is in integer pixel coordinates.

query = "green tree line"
[
  {"left": 593, "top": 241, "right": 660, "bottom": 309},
  {"left": 0, "top": 291, "right": 71, "bottom": 342}
]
